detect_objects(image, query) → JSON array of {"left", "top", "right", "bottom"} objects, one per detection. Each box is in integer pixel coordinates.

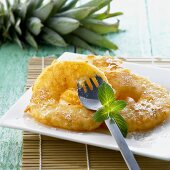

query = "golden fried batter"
[
  {"left": 25, "top": 55, "right": 170, "bottom": 132},
  {"left": 90, "top": 56, "right": 170, "bottom": 132},
  {"left": 25, "top": 60, "right": 107, "bottom": 131},
  {"left": 106, "top": 69, "right": 170, "bottom": 131},
  {"left": 58, "top": 55, "right": 170, "bottom": 132}
]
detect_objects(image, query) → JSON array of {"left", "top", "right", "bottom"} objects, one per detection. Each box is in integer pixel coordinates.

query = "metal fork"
[{"left": 77, "top": 76, "right": 140, "bottom": 170}]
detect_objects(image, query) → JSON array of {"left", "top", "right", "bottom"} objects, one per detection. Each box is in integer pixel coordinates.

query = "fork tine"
[
  {"left": 82, "top": 82, "right": 87, "bottom": 93},
  {"left": 78, "top": 76, "right": 105, "bottom": 95},
  {"left": 85, "top": 75, "right": 104, "bottom": 91},
  {"left": 95, "top": 76, "right": 105, "bottom": 86},
  {"left": 77, "top": 76, "right": 104, "bottom": 110},
  {"left": 77, "top": 81, "right": 87, "bottom": 93},
  {"left": 86, "top": 77, "right": 93, "bottom": 90},
  {"left": 91, "top": 77, "right": 99, "bottom": 88}
]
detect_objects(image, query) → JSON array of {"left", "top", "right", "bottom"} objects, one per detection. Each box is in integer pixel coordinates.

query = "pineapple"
[{"left": 0, "top": 0, "right": 123, "bottom": 51}]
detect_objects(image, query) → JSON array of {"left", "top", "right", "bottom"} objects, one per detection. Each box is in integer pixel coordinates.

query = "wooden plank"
[
  {"left": 0, "top": 43, "right": 28, "bottom": 170},
  {"left": 146, "top": 0, "right": 170, "bottom": 57},
  {"left": 77, "top": 0, "right": 151, "bottom": 57},
  {"left": 0, "top": 43, "right": 74, "bottom": 169}
]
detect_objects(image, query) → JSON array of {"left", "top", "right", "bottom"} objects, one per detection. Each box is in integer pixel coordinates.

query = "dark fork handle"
[{"left": 105, "top": 119, "right": 140, "bottom": 170}]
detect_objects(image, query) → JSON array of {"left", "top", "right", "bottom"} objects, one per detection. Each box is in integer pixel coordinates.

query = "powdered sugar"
[
  {"left": 134, "top": 100, "right": 161, "bottom": 116},
  {"left": 64, "top": 113, "right": 72, "bottom": 120}
]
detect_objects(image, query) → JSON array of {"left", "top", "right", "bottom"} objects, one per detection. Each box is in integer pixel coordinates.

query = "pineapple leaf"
[
  {"left": 35, "top": 0, "right": 43, "bottom": 9},
  {"left": 12, "top": 0, "right": 20, "bottom": 10},
  {"left": 47, "top": 17, "right": 79, "bottom": 35},
  {"left": 74, "top": 27, "right": 118, "bottom": 50},
  {"left": 0, "top": 4, "right": 5, "bottom": 28},
  {"left": 106, "top": 2, "right": 110, "bottom": 14},
  {"left": 81, "top": 19, "right": 119, "bottom": 34},
  {"left": 5, "top": 0, "right": 11, "bottom": 10},
  {"left": 79, "top": 0, "right": 112, "bottom": 14},
  {"left": 50, "top": 0, "right": 66, "bottom": 16},
  {"left": 5, "top": 17, "right": 12, "bottom": 33},
  {"left": 25, "top": 31, "right": 38, "bottom": 49},
  {"left": 42, "top": 27, "right": 67, "bottom": 47},
  {"left": 33, "top": 1, "right": 53, "bottom": 22},
  {"left": 65, "top": 34, "right": 94, "bottom": 53},
  {"left": 27, "top": 17, "right": 43, "bottom": 36},
  {"left": 15, "top": 18, "right": 22, "bottom": 35},
  {"left": 0, "top": 2, "right": 5, "bottom": 15},
  {"left": 91, "top": 12, "right": 123, "bottom": 20},
  {"left": 56, "top": 7, "right": 95, "bottom": 20},
  {"left": 15, "top": 3, "right": 27, "bottom": 19},
  {"left": 9, "top": 10, "right": 15, "bottom": 24},
  {"left": 26, "top": 0, "right": 41, "bottom": 17},
  {"left": 0, "top": 16, "right": 4, "bottom": 27},
  {"left": 60, "top": 0, "right": 79, "bottom": 12}
]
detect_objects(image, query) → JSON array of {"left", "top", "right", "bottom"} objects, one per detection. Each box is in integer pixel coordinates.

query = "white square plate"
[{"left": 0, "top": 52, "right": 170, "bottom": 161}]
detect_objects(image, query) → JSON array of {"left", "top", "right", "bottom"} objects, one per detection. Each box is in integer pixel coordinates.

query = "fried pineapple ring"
[
  {"left": 26, "top": 55, "right": 170, "bottom": 132},
  {"left": 106, "top": 68, "right": 170, "bottom": 132},
  {"left": 25, "top": 61, "right": 107, "bottom": 131},
  {"left": 91, "top": 56, "right": 170, "bottom": 132},
  {"left": 66, "top": 55, "right": 170, "bottom": 131}
]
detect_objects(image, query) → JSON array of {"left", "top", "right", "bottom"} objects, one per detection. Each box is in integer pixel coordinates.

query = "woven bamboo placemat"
[{"left": 22, "top": 57, "right": 170, "bottom": 170}]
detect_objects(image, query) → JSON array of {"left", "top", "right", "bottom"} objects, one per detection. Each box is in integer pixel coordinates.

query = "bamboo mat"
[{"left": 22, "top": 57, "right": 170, "bottom": 170}]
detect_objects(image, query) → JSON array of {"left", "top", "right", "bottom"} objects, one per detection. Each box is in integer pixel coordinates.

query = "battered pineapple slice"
[{"left": 25, "top": 60, "right": 107, "bottom": 131}]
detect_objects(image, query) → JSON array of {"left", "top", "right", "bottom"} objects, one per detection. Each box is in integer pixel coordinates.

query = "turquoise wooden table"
[{"left": 0, "top": 0, "right": 170, "bottom": 169}]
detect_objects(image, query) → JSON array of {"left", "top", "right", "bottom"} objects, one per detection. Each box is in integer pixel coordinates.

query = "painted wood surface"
[
  {"left": 0, "top": 44, "right": 74, "bottom": 170},
  {"left": 0, "top": 0, "right": 169, "bottom": 169},
  {"left": 146, "top": 0, "right": 170, "bottom": 57}
]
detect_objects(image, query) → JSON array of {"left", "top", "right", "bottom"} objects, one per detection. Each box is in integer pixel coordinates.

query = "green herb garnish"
[{"left": 93, "top": 82, "right": 128, "bottom": 137}]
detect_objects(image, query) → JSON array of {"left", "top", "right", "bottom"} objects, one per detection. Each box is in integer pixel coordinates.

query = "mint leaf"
[
  {"left": 102, "top": 100, "right": 126, "bottom": 115},
  {"left": 110, "top": 113, "right": 128, "bottom": 137},
  {"left": 98, "top": 82, "right": 115, "bottom": 107},
  {"left": 109, "top": 100, "right": 127, "bottom": 113},
  {"left": 93, "top": 107, "right": 109, "bottom": 122},
  {"left": 93, "top": 82, "right": 128, "bottom": 137}
]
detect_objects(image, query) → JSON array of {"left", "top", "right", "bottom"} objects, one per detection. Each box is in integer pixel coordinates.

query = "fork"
[{"left": 77, "top": 76, "right": 140, "bottom": 170}]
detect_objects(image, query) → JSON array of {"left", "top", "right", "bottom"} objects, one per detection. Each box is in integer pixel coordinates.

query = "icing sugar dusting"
[{"left": 134, "top": 100, "right": 161, "bottom": 116}]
